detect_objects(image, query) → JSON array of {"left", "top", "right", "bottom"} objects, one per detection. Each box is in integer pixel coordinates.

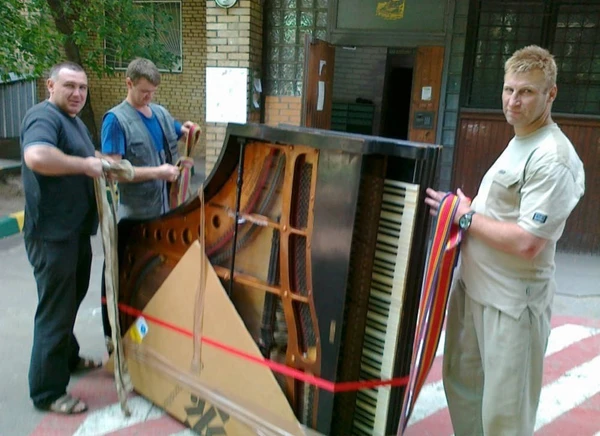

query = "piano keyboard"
[{"left": 353, "top": 179, "right": 419, "bottom": 435}]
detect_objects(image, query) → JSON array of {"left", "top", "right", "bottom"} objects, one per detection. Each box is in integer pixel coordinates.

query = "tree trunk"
[{"left": 45, "top": 0, "right": 99, "bottom": 147}]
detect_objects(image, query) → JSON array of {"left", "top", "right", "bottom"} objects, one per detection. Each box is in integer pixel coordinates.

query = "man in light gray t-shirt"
[{"left": 425, "top": 45, "right": 585, "bottom": 435}]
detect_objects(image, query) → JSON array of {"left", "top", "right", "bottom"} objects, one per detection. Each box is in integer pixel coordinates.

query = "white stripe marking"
[
  {"left": 73, "top": 396, "right": 165, "bottom": 436},
  {"left": 544, "top": 323, "right": 600, "bottom": 355},
  {"left": 408, "top": 324, "right": 600, "bottom": 426},
  {"left": 534, "top": 355, "right": 600, "bottom": 430},
  {"left": 435, "top": 332, "right": 445, "bottom": 357},
  {"left": 170, "top": 431, "right": 198, "bottom": 436}
]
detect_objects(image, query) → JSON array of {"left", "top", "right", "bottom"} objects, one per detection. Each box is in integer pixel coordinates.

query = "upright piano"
[{"left": 116, "top": 123, "right": 441, "bottom": 435}]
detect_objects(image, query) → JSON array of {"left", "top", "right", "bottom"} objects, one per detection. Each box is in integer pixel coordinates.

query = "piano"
[{"left": 116, "top": 123, "right": 441, "bottom": 435}]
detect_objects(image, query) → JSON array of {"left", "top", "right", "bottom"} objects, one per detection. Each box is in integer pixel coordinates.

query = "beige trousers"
[{"left": 442, "top": 280, "right": 551, "bottom": 436}]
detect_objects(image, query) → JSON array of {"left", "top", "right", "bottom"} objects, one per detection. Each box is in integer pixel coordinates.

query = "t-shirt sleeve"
[
  {"left": 174, "top": 120, "right": 183, "bottom": 139},
  {"left": 518, "top": 161, "right": 583, "bottom": 241},
  {"left": 21, "top": 111, "right": 59, "bottom": 150},
  {"left": 101, "top": 112, "right": 126, "bottom": 156}
]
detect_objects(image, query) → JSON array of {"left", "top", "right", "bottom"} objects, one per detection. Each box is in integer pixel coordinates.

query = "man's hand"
[
  {"left": 83, "top": 157, "right": 104, "bottom": 178},
  {"left": 157, "top": 163, "right": 180, "bottom": 182},
  {"left": 180, "top": 120, "right": 195, "bottom": 136},
  {"left": 425, "top": 187, "right": 473, "bottom": 224}
]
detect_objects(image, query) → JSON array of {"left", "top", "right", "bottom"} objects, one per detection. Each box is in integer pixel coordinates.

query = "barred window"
[
  {"left": 264, "top": 0, "right": 329, "bottom": 96},
  {"left": 464, "top": 0, "right": 600, "bottom": 115},
  {"left": 105, "top": 0, "right": 182, "bottom": 73},
  {"left": 552, "top": 3, "right": 600, "bottom": 114}
]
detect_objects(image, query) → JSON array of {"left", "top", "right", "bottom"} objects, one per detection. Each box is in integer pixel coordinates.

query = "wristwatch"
[{"left": 458, "top": 211, "right": 476, "bottom": 231}]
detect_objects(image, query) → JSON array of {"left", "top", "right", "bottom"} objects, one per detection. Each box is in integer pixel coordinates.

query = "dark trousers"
[{"left": 25, "top": 234, "right": 92, "bottom": 406}]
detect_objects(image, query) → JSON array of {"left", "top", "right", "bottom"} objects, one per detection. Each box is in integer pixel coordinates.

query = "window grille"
[
  {"left": 105, "top": 0, "right": 182, "bottom": 73},
  {"left": 264, "top": 0, "right": 329, "bottom": 96},
  {"left": 552, "top": 3, "right": 600, "bottom": 114},
  {"left": 465, "top": 0, "right": 600, "bottom": 115}
]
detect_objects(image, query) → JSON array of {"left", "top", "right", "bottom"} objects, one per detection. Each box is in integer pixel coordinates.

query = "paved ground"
[{"left": 0, "top": 171, "right": 24, "bottom": 217}]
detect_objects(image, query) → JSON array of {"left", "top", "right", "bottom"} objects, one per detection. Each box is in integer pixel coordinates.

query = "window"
[
  {"left": 264, "top": 0, "right": 329, "bottom": 96},
  {"left": 464, "top": 0, "right": 600, "bottom": 115},
  {"left": 105, "top": 0, "right": 182, "bottom": 73}
]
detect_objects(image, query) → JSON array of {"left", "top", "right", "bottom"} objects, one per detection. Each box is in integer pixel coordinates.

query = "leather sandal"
[
  {"left": 41, "top": 393, "right": 87, "bottom": 414},
  {"left": 73, "top": 356, "right": 103, "bottom": 373}
]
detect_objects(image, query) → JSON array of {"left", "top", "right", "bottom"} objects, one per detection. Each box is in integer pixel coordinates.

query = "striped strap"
[
  {"left": 169, "top": 123, "right": 201, "bottom": 209},
  {"left": 398, "top": 193, "right": 462, "bottom": 434}
]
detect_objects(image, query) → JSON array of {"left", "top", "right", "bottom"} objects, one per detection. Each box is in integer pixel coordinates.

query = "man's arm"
[
  {"left": 466, "top": 211, "right": 547, "bottom": 259},
  {"left": 24, "top": 145, "right": 103, "bottom": 178},
  {"left": 102, "top": 113, "right": 180, "bottom": 183},
  {"left": 106, "top": 153, "right": 179, "bottom": 183},
  {"left": 425, "top": 188, "right": 547, "bottom": 260}
]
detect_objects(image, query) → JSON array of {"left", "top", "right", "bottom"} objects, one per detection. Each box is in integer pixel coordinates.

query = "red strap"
[
  {"left": 110, "top": 300, "right": 408, "bottom": 393},
  {"left": 398, "top": 193, "right": 461, "bottom": 433}
]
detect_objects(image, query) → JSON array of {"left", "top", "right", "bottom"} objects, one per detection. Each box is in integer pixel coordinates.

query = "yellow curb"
[{"left": 9, "top": 210, "right": 24, "bottom": 231}]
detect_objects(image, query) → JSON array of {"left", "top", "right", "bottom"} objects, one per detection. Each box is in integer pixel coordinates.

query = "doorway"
[{"left": 381, "top": 51, "right": 414, "bottom": 140}]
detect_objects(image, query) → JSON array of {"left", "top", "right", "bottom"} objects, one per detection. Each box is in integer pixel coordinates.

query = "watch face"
[
  {"left": 215, "top": 0, "right": 238, "bottom": 7},
  {"left": 459, "top": 212, "right": 473, "bottom": 230}
]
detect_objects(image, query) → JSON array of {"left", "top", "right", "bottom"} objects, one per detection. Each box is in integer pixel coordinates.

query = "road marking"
[
  {"left": 408, "top": 324, "right": 600, "bottom": 426},
  {"left": 73, "top": 396, "right": 165, "bottom": 436},
  {"left": 544, "top": 323, "right": 599, "bottom": 355},
  {"left": 534, "top": 355, "right": 600, "bottom": 431},
  {"left": 436, "top": 332, "right": 445, "bottom": 357}
]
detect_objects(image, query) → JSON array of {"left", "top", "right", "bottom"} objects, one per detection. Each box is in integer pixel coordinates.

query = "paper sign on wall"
[
  {"left": 317, "top": 81, "right": 325, "bottom": 111},
  {"left": 421, "top": 86, "right": 432, "bottom": 101},
  {"left": 206, "top": 67, "right": 248, "bottom": 123}
]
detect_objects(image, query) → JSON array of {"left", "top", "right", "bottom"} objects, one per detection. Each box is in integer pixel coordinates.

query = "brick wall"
[
  {"left": 264, "top": 96, "right": 302, "bottom": 127},
  {"left": 332, "top": 46, "right": 387, "bottom": 135},
  {"left": 205, "top": 0, "right": 263, "bottom": 176}
]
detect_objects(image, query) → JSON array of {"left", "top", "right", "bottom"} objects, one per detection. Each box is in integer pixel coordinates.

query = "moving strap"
[
  {"left": 94, "top": 159, "right": 136, "bottom": 416},
  {"left": 170, "top": 123, "right": 202, "bottom": 209},
  {"left": 397, "top": 193, "right": 462, "bottom": 434}
]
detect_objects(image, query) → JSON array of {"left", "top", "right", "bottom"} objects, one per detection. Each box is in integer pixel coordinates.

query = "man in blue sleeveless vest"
[
  {"left": 100, "top": 57, "right": 195, "bottom": 351},
  {"left": 101, "top": 57, "right": 194, "bottom": 220},
  {"left": 22, "top": 62, "right": 105, "bottom": 414}
]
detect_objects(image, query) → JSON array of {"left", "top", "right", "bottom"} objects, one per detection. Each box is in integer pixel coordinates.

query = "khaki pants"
[{"left": 442, "top": 280, "right": 551, "bottom": 436}]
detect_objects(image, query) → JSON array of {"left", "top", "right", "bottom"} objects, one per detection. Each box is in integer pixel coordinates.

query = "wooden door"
[
  {"left": 408, "top": 46, "right": 444, "bottom": 143},
  {"left": 302, "top": 34, "right": 336, "bottom": 129}
]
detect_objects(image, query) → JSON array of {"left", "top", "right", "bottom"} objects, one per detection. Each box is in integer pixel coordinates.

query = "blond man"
[{"left": 425, "top": 46, "right": 585, "bottom": 435}]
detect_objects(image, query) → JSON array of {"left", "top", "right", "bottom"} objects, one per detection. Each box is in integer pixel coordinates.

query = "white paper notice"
[
  {"left": 317, "top": 81, "right": 325, "bottom": 111},
  {"left": 206, "top": 67, "right": 248, "bottom": 123},
  {"left": 421, "top": 86, "right": 432, "bottom": 101}
]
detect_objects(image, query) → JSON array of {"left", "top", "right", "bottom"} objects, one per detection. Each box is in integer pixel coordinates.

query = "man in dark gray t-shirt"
[{"left": 21, "top": 61, "right": 104, "bottom": 415}]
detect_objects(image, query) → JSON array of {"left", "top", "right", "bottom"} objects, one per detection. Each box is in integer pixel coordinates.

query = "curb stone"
[{"left": 0, "top": 210, "right": 24, "bottom": 239}]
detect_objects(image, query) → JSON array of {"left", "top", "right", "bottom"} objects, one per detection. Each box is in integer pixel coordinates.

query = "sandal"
[
  {"left": 73, "top": 356, "right": 103, "bottom": 373},
  {"left": 40, "top": 393, "right": 87, "bottom": 414}
]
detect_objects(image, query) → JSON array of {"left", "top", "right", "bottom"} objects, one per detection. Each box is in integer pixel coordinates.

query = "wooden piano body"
[{"left": 116, "top": 123, "right": 441, "bottom": 435}]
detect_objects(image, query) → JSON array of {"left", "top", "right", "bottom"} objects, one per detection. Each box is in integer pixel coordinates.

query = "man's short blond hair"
[{"left": 505, "top": 45, "right": 557, "bottom": 89}]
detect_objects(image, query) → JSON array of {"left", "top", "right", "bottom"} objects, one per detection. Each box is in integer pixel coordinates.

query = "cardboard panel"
[{"left": 121, "top": 241, "right": 306, "bottom": 434}]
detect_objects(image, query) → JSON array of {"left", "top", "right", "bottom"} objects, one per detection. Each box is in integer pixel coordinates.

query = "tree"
[{"left": 0, "top": 0, "right": 179, "bottom": 145}]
